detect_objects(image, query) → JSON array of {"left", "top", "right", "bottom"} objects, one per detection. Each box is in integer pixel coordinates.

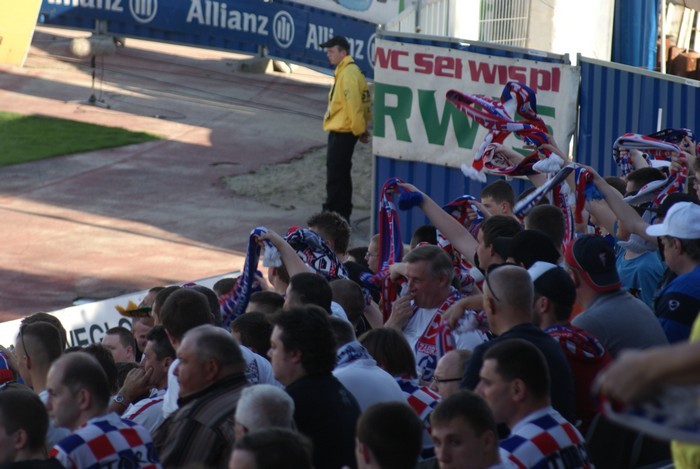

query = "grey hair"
[
  {"left": 184, "top": 324, "right": 245, "bottom": 370},
  {"left": 234, "top": 384, "right": 295, "bottom": 431}
]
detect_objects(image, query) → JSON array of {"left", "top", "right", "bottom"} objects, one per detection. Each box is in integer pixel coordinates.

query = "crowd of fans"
[{"left": 0, "top": 133, "right": 699, "bottom": 469}]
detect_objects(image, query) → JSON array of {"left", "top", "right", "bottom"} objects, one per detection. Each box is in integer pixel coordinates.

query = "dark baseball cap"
[
  {"left": 507, "top": 230, "right": 560, "bottom": 268},
  {"left": 563, "top": 235, "right": 620, "bottom": 293},
  {"left": 528, "top": 262, "right": 576, "bottom": 309},
  {"left": 320, "top": 35, "right": 350, "bottom": 51}
]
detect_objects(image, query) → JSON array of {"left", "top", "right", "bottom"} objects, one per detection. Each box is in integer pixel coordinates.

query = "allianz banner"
[
  {"left": 40, "top": 0, "right": 377, "bottom": 77},
  {"left": 372, "top": 37, "right": 580, "bottom": 168}
]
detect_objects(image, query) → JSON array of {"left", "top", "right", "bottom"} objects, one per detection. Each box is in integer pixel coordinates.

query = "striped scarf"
[
  {"left": 414, "top": 288, "right": 462, "bottom": 383},
  {"left": 623, "top": 160, "right": 688, "bottom": 225},
  {"left": 360, "top": 178, "right": 416, "bottom": 322},
  {"left": 439, "top": 196, "right": 483, "bottom": 293},
  {"left": 513, "top": 165, "right": 602, "bottom": 242},
  {"left": 446, "top": 81, "right": 559, "bottom": 181},
  {"left": 514, "top": 164, "right": 575, "bottom": 219},
  {"left": 613, "top": 132, "right": 681, "bottom": 176},
  {"left": 219, "top": 227, "right": 279, "bottom": 328}
]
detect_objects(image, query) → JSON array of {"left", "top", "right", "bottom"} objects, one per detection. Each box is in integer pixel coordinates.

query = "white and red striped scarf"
[
  {"left": 414, "top": 288, "right": 462, "bottom": 383},
  {"left": 446, "top": 82, "right": 560, "bottom": 181}
]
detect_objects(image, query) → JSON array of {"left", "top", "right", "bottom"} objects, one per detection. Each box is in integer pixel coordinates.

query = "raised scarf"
[
  {"left": 438, "top": 195, "right": 483, "bottom": 293},
  {"left": 360, "top": 178, "right": 420, "bottom": 322},
  {"left": 613, "top": 132, "right": 682, "bottom": 176},
  {"left": 219, "top": 226, "right": 280, "bottom": 328},
  {"left": 446, "top": 81, "right": 561, "bottom": 181},
  {"left": 285, "top": 226, "right": 349, "bottom": 281}
]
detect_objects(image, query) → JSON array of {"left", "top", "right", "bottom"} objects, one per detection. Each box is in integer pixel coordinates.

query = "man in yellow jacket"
[{"left": 320, "top": 35, "right": 372, "bottom": 223}]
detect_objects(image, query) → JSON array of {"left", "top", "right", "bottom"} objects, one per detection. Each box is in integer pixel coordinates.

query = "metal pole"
[{"left": 660, "top": 0, "right": 667, "bottom": 73}]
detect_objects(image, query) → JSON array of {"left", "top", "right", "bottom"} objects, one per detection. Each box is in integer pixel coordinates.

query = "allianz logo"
[{"left": 45, "top": 0, "right": 158, "bottom": 24}]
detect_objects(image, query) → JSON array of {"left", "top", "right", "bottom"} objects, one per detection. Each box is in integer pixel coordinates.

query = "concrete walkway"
[{"left": 0, "top": 26, "right": 368, "bottom": 320}]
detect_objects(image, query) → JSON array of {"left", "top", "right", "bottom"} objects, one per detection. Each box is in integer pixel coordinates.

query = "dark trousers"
[{"left": 324, "top": 131, "right": 358, "bottom": 222}]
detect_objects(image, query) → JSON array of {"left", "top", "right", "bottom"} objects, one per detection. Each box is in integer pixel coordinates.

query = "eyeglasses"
[{"left": 432, "top": 375, "right": 462, "bottom": 384}]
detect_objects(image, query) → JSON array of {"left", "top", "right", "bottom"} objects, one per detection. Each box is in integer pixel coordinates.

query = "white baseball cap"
[{"left": 646, "top": 202, "right": 700, "bottom": 238}]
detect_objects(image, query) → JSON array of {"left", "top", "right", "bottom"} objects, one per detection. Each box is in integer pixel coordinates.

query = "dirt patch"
[{"left": 223, "top": 140, "right": 374, "bottom": 241}]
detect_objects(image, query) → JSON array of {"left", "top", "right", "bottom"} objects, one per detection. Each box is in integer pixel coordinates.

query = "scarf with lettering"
[
  {"left": 219, "top": 227, "right": 280, "bottom": 328},
  {"left": 446, "top": 81, "right": 561, "bottom": 181},
  {"left": 414, "top": 288, "right": 462, "bottom": 383}
]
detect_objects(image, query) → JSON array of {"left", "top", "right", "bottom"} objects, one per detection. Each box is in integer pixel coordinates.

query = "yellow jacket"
[
  {"left": 323, "top": 55, "right": 371, "bottom": 136},
  {"left": 671, "top": 316, "right": 700, "bottom": 468}
]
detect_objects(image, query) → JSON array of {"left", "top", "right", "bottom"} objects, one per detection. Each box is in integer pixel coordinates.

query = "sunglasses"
[{"left": 483, "top": 262, "right": 517, "bottom": 303}]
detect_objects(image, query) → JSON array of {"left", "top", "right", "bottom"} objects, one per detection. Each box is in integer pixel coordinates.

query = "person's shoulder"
[{"left": 0, "top": 460, "right": 65, "bottom": 469}]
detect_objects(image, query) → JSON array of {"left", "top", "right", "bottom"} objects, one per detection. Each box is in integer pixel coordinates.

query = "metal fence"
[{"left": 479, "top": 0, "right": 530, "bottom": 47}]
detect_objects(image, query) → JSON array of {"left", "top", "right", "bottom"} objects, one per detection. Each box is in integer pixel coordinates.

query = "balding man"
[
  {"left": 430, "top": 349, "right": 471, "bottom": 399},
  {"left": 47, "top": 353, "right": 161, "bottom": 468},
  {"left": 460, "top": 264, "right": 575, "bottom": 422},
  {"left": 153, "top": 325, "right": 249, "bottom": 468}
]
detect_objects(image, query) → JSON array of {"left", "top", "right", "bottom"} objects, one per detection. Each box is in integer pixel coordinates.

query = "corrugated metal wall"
[{"left": 577, "top": 56, "right": 700, "bottom": 176}]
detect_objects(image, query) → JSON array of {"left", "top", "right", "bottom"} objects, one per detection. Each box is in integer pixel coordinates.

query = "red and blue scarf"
[
  {"left": 360, "top": 178, "right": 420, "bottom": 322},
  {"left": 446, "top": 81, "right": 559, "bottom": 181},
  {"left": 219, "top": 226, "right": 275, "bottom": 328}
]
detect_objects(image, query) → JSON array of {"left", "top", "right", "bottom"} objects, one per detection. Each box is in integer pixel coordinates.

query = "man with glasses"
[
  {"left": 430, "top": 349, "right": 471, "bottom": 399},
  {"left": 460, "top": 264, "right": 575, "bottom": 423}
]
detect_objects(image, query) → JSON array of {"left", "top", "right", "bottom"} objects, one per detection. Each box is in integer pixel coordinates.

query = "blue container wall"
[
  {"left": 577, "top": 58, "right": 700, "bottom": 177},
  {"left": 373, "top": 156, "right": 531, "bottom": 243}
]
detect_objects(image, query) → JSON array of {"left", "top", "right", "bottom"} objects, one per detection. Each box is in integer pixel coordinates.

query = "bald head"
[{"left": 484, "top": 265, "right": 534, "bottom": 334}]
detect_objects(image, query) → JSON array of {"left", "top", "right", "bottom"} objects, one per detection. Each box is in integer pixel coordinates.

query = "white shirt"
[
  {"left": 333, "top": 357, "right": 405, "bottom": 411},
  {"left": 123, "top": 388, "right": 167, "bottom": 433}
]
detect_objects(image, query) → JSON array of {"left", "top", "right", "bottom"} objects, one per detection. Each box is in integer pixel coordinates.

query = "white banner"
[
  {"left": 289, "top": 0, "right": 402, "bottom": 24},
  {"left": 0, "top": 271, "right": 240, "bottom": 349},
  {"left": 372, "top": 39, "right": 580, "bottom": 168}
]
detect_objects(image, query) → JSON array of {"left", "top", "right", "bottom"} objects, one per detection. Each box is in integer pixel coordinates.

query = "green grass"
[{"left": 0, "top": 111, "right": 161, "bottom": 167}]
